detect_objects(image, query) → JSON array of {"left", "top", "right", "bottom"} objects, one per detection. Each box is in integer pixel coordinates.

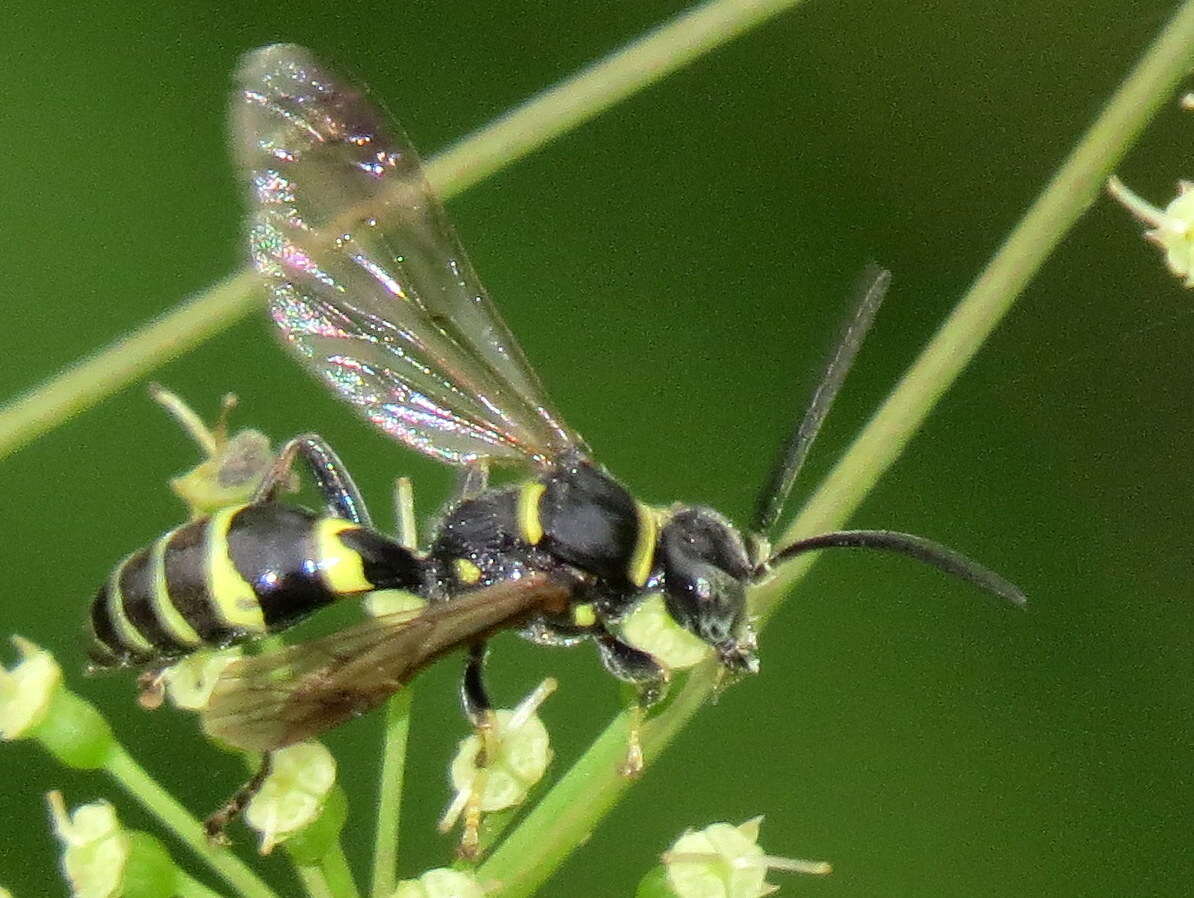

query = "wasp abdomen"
[{"left": 88, "top": 503, "right": 422, "bottom": 667}]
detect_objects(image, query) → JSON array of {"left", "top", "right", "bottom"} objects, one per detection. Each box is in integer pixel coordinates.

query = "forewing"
[
  {"left": 232, "top": 44, "right": 580, "bottom": 467},
  {"left": 200, "top": 576, "right": 568, "bottom": 752}
]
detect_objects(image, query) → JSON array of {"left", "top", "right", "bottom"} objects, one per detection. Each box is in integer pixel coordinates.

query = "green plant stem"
[
  {"left": 294, "top": 866, "right": 336, "bottom": 898},
  {"left": 102, "top": 746, "right": 280, "bottom": 898},
  {"left": 370, "top": 691, "right": 413, "bottom": 898},
  {"left": 478, "top": 3, "right": 1194, "bottom": 895},
  {"left": 319, "top": 846, "right": 363, "bottom": 898},
  {"left": 0, "top": 0, "right": 808, "bottom": 463},
  {"left": 176, "top": 871, "right": 232, "bottom": 898}
]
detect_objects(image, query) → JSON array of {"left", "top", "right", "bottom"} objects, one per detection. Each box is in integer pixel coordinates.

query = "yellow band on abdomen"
[
  {"left": 314, "top": 517, "right": 373, "bottom": 595},
  {"left": 206, "top": 506, "right": 267, "bottom": 632}
]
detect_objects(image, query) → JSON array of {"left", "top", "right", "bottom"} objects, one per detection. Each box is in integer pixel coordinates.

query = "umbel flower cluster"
[{"left": 0, "top": 392, "right": 827, "bottom": 898}]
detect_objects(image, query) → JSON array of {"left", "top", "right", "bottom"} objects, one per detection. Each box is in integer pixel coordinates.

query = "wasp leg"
[
  {"left": 204, "top": 752, "right": 273, "bottom": 844},
  {"left": 595, "top": 634, "right": 669, "bottom": 777},
  {"left": 254, "top": 433, "right": 373, "bottom": 527},
  {"left": 447, "top": 640, "right": 498, "bottom": 859}
]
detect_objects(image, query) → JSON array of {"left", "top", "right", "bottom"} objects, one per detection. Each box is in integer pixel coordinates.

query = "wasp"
[{"left": 86, "top": 44, "right": 1024, "bottom": 846}]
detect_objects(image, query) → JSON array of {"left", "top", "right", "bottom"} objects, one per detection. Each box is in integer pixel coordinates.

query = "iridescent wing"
[
  {"left": 232, "top": 44, "right": 582, "bottom": 468},
  {"left": 200, "top": 576, "right": 568, "bottom": 752}
]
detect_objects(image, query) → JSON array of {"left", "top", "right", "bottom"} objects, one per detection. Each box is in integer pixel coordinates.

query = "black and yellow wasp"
[{"left": 87, "top": 44, "right": 1023, "bottom": 835}]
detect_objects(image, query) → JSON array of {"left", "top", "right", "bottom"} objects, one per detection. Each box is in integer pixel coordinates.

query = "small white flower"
[
  {"left": 391, "top": 867, "right": 487, "bottom": 898},
  {"left": 149, "top": 387, "right": 276, "bottom": 518},
  {"left": 441, "top": 679, "right": 555, "bottom": 832},
  {"left": 160, "top": 648, "right": 241, "bottom": 711},
  {"left": 0, "top": 637, "right": 62, "bottom": 740},
  {"left": 663, "top": 817, "right": 831, "bottom": 898},
  {"left": 46, "top": 792, "right": 129, "bottom": 898},
  {"left": 0, "top": 885, "right": 12, "bottom": 897},
  {"left": 1107, "top": 177, "right": 1194, "bottom": 287},
  {"left": 245, "top": 741, "right": 337, "bottom": 854},
  {"left": 620, "top": 593, "right": 712, "bottom": 670}
]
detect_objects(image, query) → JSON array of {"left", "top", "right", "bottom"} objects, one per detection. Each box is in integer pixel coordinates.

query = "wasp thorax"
[{"left": 658, "top": 507, "right": 758, "bottom": 673}]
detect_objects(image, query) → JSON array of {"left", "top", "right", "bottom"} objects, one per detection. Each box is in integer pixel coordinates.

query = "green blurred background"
[{"left": 2, "top": 1, "right": 1192, "bottom": 895}]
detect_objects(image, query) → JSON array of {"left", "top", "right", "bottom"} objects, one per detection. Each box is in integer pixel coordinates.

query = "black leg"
[
  {"left": 461, "top": 641, "right": 494, "bottom": 728},
  {"left": 204, "top": 752, "right": 273, "bottom": 843},
  {"left": 253, "top": 433, "right": 373, "bottom": 528},
  {"left": 453, "top": 640, "right": 498, "bottom": 858},
  {"left": 595, "top": 633, "right": 670, "bottom": 776}
]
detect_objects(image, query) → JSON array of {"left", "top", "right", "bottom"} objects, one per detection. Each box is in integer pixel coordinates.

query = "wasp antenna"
[
  {"left": 751, "top": 265, "right": 891, "bottom": 538},
  {"left": 759, "top": 529, "right": 1027, "bottom": 607}
]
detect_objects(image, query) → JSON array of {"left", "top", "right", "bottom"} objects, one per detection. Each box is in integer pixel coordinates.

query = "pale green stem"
[
  {"left": 176, "top": 871, "right": 232, "bottom": 898},
  {"left": 370, "top": 483, "right": 418, "bottom": 898},
  {"left": 102, "top": 746, "right": 280, "bottom": 898},
  {"left": 478, "top": 3, "right": 1194, "bottom": 895},
  {"left": 319, "top": 846, "right": 363, "bottom": 898},
  {"left": 294, "top": 866, "right": 336, "bottom": 898},
  {"left": 0, "top": 0, "right": 809, "bottom": 462},
  {"left": 370, "top": 690, "right": 413, "bottom": 898}
]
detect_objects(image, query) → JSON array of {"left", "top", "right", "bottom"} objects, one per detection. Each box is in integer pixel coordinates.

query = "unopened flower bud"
[
  {"left": 620, "top": 594, "right": 712, "bottom": 671},
  {"left": 160, "top": 648, "right": 241, "bottom": 711},
  {"left": 245, "top": 741, "right": 337, "bottom": 855},
  {"left": 644, "top": 817, "right": 831, "bottom": 898},
  {"left": 1, "top": 637, "right": 62, "bottom": 740},
  {"left": 392, "top": 867, "right": 486, "bottom": 898},
  {"left": 441, "top": 679, "right": 554, "bottom": 833}
]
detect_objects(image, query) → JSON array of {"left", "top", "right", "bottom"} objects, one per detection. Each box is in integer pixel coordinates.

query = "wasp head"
[{"left": 658, "top": 506, "right": 759, "bottom": 674}]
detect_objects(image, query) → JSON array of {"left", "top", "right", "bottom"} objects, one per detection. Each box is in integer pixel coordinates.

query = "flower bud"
[
  {"left": 160, "top": 648, "right": 241, "bottom": 711},
  {"left": 647, "top": 817, "right": 831, "bottom": 898},
  {"left": 1, "top": 637, "right": 62, "bottom": 740},
  {"left": 620, "top": 594, "right": 712, "bottom": 671},
  {"left": 392, "top": 868, "right": 486, "bottom": 898},
  {"left": 441, "top": 679, "right": 554, "bottom": 833},
  {"left": 47, "top": 792, "right": 128, "bottom": 898},
  {"left": 47, "top": 792, "right": 181, "bottom": 898},
  {"left": 244, "top": 741, "right": 338, "bottom": 855}
]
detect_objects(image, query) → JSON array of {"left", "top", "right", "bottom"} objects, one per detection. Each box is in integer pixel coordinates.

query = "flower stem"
[
  {"left": 294, "top": 866, "right": 336, "bottom": 898},
  {"left": 102, "top": 746, "right": 280, "bottom": 898},
  {"left": 478, "top": 3, "right": 1194, "bottom": 894},
  {"left": 370, "top": 690, "right": 413, "bottom": 898},
  {"left": 318, "top": 846, "right": 362, "bottom": 898},
  {"left": 0, "top": 0, "right": 810, "bottom": 463},
  {"left": 176, "top": 871, "right": 232, "bottom": 898}
]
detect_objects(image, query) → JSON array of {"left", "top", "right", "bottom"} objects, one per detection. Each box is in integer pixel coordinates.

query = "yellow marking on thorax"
[
  {"left": 314, "top": 517, "right": 373, "bottom": 595},
  {"left": 518, "top": 480, "right": 547, "bottom": 545},
  {"left": 628, "top": 502, "right": 659, "bottom": 588},
  {"left": 206, "top": 506, "right": 267, "bottom": 632},
  {"left": 105, "top": 558, "right": 155, "bottom": 654},
  {"left": 572, "top": 602, "right": 597, "bottom": 628},
  {"left": 453, "top": 557, "right": 483, "bottom": 584},
  {"left": 147, "top": 528, "right": 202, "bottom": 647}
]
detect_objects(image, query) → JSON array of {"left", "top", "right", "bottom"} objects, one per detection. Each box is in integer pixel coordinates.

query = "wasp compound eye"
[{"left": 659, "top": 508, "right": 753, "bottom": 659}]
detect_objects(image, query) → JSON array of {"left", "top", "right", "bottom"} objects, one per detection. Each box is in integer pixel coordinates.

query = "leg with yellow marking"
[
  {"left": 595, "top": 633, "right": 669, "bottom": 777},
  {"left": 254, "top": 433, "right": 372, "bottom": 527},
  {"left": 453, "top": 640, "right": 499, "bottom": 858}
]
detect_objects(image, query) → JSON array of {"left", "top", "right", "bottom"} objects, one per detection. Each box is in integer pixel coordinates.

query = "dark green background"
[{"left": 2, "top": 1, "right": 1191, "bottom": 895}]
